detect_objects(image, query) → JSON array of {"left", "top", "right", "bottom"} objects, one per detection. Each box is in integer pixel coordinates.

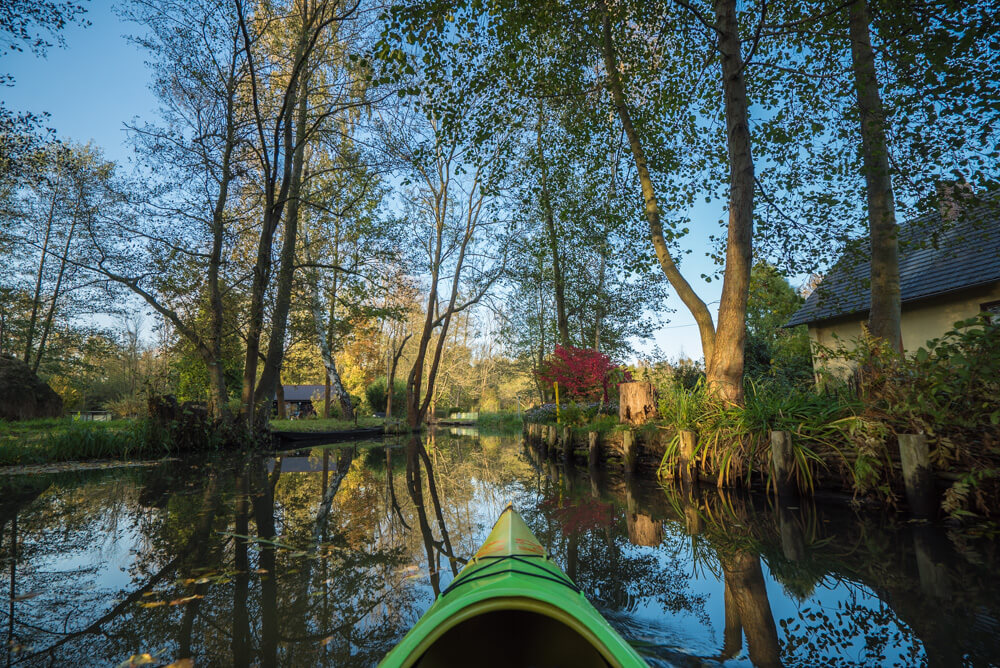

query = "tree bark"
[
  {"left": 276, "top": 374, "right": 286, "bottom": 420},
  {"left": 237, "top": 2, "right": 306, "bottom": 425},
  {"left": 594, "top": 243, "right": 607, "bottom": 351},
  {"left": 204, "top": 47, "right": 239, "bottom": 421},
  {"left": 848, "top": 0, "right": 902, "bottom": 352},
  {"left": 706, "top": 0, "right": 755, "bottom": 405},
  {"left": 254, "top": 63, "right": 311, "bottom": 422},
  {"left": 32, "top": 206, "right": 77, "bottom": 374},
  {"left": 24, "top": 187, "right": 57, "bottom": 365},
  {"left": 598, "top": 1, "right": 717, "bottom": 365}
]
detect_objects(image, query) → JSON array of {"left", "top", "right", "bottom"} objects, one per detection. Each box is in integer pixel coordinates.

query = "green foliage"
[
  {"left": 818, "top": 316, "right": 1000, "bottom": 516},
  {"left": 364, "top": 377, "right": 406, "bottom": 414},
  {"left": 0, "top": 418, "right": 172, "bottom": 466},
  {"left": 743, "top": 263, "right": 813, "bottom": 388},
  {"left": 476, "top": 411, "right": 522, "bottom": 434},
  {"left": 657, "top": 382, "right": 705, "bottom": 432},
  {"left": 656, "top": 380, "right": 873, "bottom": 493},
  {"left": 104, "top": 394, "right": 146, "bottom": 419}
]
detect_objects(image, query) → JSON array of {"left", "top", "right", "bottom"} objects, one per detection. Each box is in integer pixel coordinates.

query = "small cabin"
[
  {"left": 787, "top": 189, "right": 1000, "bottom": 379},
  {"left": 274, "top": 384, "right": 325, "bottom": 418}
]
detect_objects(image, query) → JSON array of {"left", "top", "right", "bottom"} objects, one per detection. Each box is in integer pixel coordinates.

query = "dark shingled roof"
[
  {"left": 280, "top": 385, "right": 326, "bottom": 401},
  {"left": 786, "top": 196, "right": 1000, "bottom": 327}
]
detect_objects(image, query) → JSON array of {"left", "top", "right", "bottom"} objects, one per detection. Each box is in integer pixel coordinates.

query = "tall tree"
[{"left": 848, "top": 0, "right": 901, "bottom": 352}]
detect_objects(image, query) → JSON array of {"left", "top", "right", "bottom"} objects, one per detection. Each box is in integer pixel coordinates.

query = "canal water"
[{"left": 1, "top": 429, "right": 999, "bottom": 667}]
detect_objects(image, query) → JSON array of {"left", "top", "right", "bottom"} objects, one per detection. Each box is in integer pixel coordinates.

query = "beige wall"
[{"left": 808, "top": 281, "right": 1000, "bottom": 380}]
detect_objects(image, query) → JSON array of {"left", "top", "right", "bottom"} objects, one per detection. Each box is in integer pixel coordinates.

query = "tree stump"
[{"left": 618, "top": 382, "right": 658, "bottom": 425}]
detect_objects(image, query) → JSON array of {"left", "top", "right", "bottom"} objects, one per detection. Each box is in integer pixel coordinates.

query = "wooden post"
[
  {"left": 618, "top": 382, "right": 658, "bottom": 425},
  {"left": 778, "top": 502, "right": 806, "bottom": 562},
  {"left": 770, "top": 430, "right": 796, "bottom": 497},
  {"left": 588, "top": 431, "right": 600, "bottom": 469},
  {"left": 545, "top": 424, "right": 557, "bottom": 459},
  {"left": 899, "top": 433, "right": 936, "bottom": 518},
  {"left": 561, "top": 427, "right": 572, "bottom": 462},
  {"left": 623, "top": 430, "right": 638, "bottom": 476},
  {"left": 679, "top": 429, "right": 697, "bottom": 484}
]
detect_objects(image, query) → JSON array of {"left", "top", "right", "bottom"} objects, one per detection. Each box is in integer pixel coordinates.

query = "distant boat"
[{"left": 379, "top": 504, "right": 648, "bottom": 667}]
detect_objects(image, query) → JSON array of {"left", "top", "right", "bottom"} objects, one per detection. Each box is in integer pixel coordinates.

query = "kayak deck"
[{"left": 380, "top": 504, "right": 647, "bottom": 667}]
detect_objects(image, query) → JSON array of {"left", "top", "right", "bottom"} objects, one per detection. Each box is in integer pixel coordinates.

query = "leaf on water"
[
  {"left": 12, "top": 591, "right": 42, "bottom": 601},
  {"left": 164, "top": 660, "right": 194, "bottom": 668},
  {"left": 169, "top": 595, "right": 205, "bottom": 606},
  {"left": 117, "top": 653, "right": 156, "bottom": 667},
  {"left": 139, "top": 601, "right": 167, "bottom": 608},
  {"left": 321, "top": 635, "right": 335, "bottom": 646},
  {"left": 255, "top": 568, "right": 269, "bottom": 574}
]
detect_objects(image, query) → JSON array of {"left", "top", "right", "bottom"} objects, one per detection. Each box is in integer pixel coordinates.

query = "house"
[
  {"left": 786, "top": 188, "right": 1000, "bottom": 378},
  {"left": 274, "top": 384, "right": 326, "bottom": 417}
]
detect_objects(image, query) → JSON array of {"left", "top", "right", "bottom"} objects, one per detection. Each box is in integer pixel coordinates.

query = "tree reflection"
[{"left": 5, "top": 435, "right": 1000, "bottom": 666}]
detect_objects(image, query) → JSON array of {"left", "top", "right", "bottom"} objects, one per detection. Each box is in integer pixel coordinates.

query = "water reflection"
[{"left": 1, "top": 431, "right": 999, "bottom": 666}]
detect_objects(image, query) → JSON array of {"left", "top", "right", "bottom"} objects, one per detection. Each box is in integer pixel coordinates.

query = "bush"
[
  {"left": 365, "top": 377, "right": 406, "bottom": 414},
  {"left": 105, "top": 394, "right": 147, "bottom": 419},
  {"left": 536, "top": 345, "right": 629, "bottom": 402},
  {"left": 523, "top": 402, "right": 618, "bottom": 425}
]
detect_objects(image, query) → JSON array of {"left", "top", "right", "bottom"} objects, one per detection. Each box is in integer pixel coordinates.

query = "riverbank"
[
  {"left": 0, "top": 415, "right": 393, "bottom": 467},
  {"left": 0, "top": 418, "right": 169, "bottom": 466}
]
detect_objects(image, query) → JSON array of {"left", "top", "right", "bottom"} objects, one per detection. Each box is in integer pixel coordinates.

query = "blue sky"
[
  {"left": 4, "top": 1, "right": 731, "bottom": 362},
  {"left": 3, "top": 2, "right": 154, "bottom": 164}
]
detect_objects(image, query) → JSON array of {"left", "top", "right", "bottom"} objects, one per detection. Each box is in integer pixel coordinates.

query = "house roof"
[
  {"left": 786, "top": 195, "right": 1000, "bottom": 327},
  {"left": 280, "top": 385, "right": 326, "bottom": 402}
]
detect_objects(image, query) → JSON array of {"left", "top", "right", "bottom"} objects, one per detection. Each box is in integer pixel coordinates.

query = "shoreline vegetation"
[{"left": 0, "top": 418, "right": 168, "bottom": 467}]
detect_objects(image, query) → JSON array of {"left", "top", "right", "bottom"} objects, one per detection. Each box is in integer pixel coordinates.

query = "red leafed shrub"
[{"left": 536, "top": 345, "right": 630, "bottom": 402}]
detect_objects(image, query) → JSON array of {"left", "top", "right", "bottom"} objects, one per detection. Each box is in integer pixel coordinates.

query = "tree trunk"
[
  {"left": 719, "top": 551, "right": 781, "bottom": 668},
  {"left": 33, "top": 210, "right": 77, "bottom": 374},
  {"left": 204, "top": 55, "right": 239, "bottom": 422},
  {"left": 237, "top": 6, "right": 306, "bottom": 425},
  {"left": 594, "top": 244, "right": 607, "bottom": 351},
  {"left": 276, "top": 376, "right": 286, "bottom": 420},
  {"left": 705, "top": 0, "right": 755, "bottom": 405},
  {"left": 324, "top": 376, "right": 331, "bottom": 418},
  {"left": 325, "top": 358, "right": 353, "bottom": 419},
  {"left": 536, "top": 108, "right": 570, "bottom": 346},
  {"left": 24, "top": 189, "right": 57, "bottom": 365},
  {"left": 598, "top": 1, "right": 717, "bottom": 365},
  {"left": 849, "top": 0, "right": 902, "bottom": 352},
  {"left": 254, "top": 67, "right": 310, "bottom": 422}
]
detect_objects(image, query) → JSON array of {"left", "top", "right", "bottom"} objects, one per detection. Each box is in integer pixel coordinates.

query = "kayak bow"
[{"left": 379, "top": 504, "right": 648, "bottom": 667}]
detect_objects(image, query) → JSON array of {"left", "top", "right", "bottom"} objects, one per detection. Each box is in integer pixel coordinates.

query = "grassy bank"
[
  {"left": 269, "top": 416, "right": 385, "bottom": 432},
  {"left": 0, "top": 418, "right": 171, "bottom": 467}
]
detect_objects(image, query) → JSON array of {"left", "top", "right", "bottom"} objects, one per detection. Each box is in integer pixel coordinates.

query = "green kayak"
[{"left": 379, "top": 504, "right": 649, "bottom": 667}]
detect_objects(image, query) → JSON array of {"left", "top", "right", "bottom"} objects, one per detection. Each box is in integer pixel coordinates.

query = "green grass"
[
  {"left": 0, "top": 418, "right": 169, "bottom": 467},
  {"left": 268, "top": 416, "right": 385, "bottom": 432}
]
